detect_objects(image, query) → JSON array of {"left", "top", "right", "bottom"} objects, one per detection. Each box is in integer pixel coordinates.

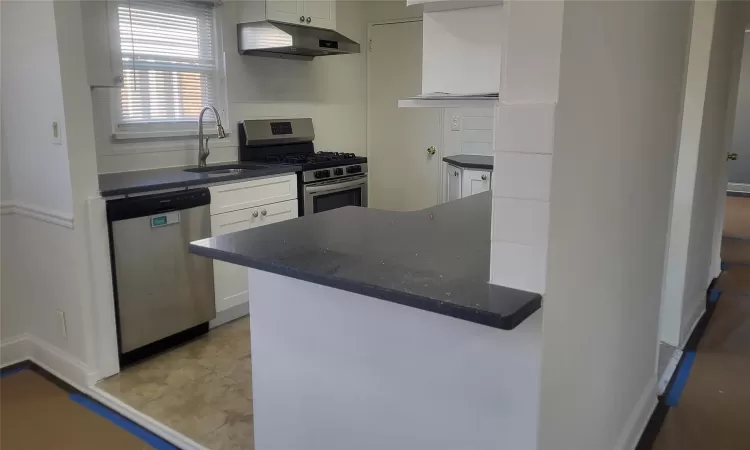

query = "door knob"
[
  {"left": 261, "top": 209, "right": 267, "bottom": 216},
  {"left": 252, "top": 211, "right": 259, "bottom": 218},
  {"left": 727, "top": 153, "right": 738, "bottom": 161},
  {"left": 300, "top": 16, "right": 305, "bottom": 22},
  {"left": 481, "top": 174, "right": 487, "bottom": 181},
  {"left": 427, "top": 146, "right": 436, "bottom": 155},
  {"left": 306, "top": 16, "right": 312, "bottom": 23}
]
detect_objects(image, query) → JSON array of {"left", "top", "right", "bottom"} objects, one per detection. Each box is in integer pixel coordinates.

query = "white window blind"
[{"left": 115, "top": 0, "right": 220, "bottom": 136}]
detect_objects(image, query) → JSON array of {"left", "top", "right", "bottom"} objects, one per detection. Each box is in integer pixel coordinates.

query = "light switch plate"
[
  {"left": 451, "top": 116, "right": 460, "bottom": 131},
  {"left": 51, "top": 120, "right": 63, "bottom": 145}
]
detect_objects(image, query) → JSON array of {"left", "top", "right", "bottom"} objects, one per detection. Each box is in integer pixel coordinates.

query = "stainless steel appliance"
[
  {"left": 107, "top": 188, "right": 215, "bottom": 366},
  {"left": 238, "top": 118, "right": 368, "bottom": 215},
  {"left": 301, "top": 164, "right": 367, "bottom": 215},
  {"left": 237, "top": 21, "right": 360, "bottom": 60}
]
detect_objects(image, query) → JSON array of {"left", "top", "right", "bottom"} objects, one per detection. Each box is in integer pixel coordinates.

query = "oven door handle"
[{"left": 305, "top": 177, "right": 366, "bottom": 194}]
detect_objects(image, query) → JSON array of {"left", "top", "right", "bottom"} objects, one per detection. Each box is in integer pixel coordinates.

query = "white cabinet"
[
  {"left": 445, "top": 164, "right": 491, "bottom": 201},
  {"left": 241, "top": 0, "right": 336, "bottom": 30},
  {"left": 447, "top": 166, "right": 463, "bottom": 202},
  {"left": 302, "top": 0, "right": 335, "bottom": 30},
  {"left": 81, "top": 0, "right": 123, "bottom": 87},
  {"left": 462, "top": 169, "right": 492, "bottom": 197},
  {"left": 209, "top": 174, "right": 297, "bottom": 215},
  {"left": 209, "top": 176, "right": 299, "bottom": 320}
]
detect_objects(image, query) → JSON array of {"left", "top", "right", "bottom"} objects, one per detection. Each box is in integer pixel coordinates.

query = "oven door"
[{"left": 303, "top": 175, "right": 368, "bottom": 215}]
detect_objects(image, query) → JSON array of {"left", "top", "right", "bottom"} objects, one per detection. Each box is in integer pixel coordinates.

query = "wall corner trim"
[
  {"left": 0, "top": 201, "right": 75, "bottom": 228},
  {"left": 0, "top": 334, "right": 95, "bottom": 387}
]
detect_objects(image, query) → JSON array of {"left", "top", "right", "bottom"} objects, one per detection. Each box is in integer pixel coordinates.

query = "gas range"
[
  {"left": 260, "top": 151, "right": 368, "bottom": 177},
  {"left": 238, "top": 118, "right": 368, "bottom": 215}
]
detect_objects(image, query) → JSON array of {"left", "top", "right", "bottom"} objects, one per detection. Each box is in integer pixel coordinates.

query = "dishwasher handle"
[{"left": 107, "top": 188, "right": 211, "bottom": 222}]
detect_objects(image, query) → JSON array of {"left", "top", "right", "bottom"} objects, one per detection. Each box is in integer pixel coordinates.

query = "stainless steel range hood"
[{"left": 237, "top": 21, "right": 360, "bottom": 60}]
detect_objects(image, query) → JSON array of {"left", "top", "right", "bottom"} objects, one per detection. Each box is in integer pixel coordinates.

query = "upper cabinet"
[
  {"left": 81, "top": 0, "right": 123, "bottom": 88},
  {"left": 242, "top": 0, "right": 337, "bottom": 31},
  {"left": 399, "top": 4, "right": 503, "bottom": 108},
  {"left": 407, "top": 0, "right": 502, "bottom": 13}
]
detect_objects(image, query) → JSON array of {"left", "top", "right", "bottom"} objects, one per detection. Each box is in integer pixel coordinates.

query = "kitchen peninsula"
[{"left": 190, "top": 192, "right": 543, "bottom": 450}]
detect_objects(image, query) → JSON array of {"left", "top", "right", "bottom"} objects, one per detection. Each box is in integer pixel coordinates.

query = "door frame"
[{"left": 366, "top": 18, "right": 446, "bottom": 207}]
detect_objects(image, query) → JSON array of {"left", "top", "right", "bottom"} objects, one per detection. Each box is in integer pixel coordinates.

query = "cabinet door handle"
[
  {"left": 300, "top": 15, "right": 305, "bottom": 22},
  {"left": 252, "top": 211, "right": 259, "bottom": 218},
  {"left": 454, "top": 171, "right": 459, "bottom": 177},
  {"left": 261, "top": 209, "right": 267, "bottom": 216},
  {"left": 306, "top": 16, "right": 312, "bottom": 23},
  {"left": 481, "top": 174, "right": 487, "bottom": 181}
]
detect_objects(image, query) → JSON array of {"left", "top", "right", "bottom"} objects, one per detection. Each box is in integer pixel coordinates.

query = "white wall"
[
  {"left": 728, "top": 31, "right": 750, "bottom": 185},
  {"left": 1, "top": 0, "right": 73, "bottom": 214},
  {"left": 538, "top": 2, "right": 692, "bottom": 450},
  {"left": 661, "top": 0, "right": 748, "bottom": 348},
  {"left": 1, "top": 1, "right": 100, "bottom": 386},
  {"left": 93, "top": 0, "right": 369, "bottom": 173},
  {"left": 249, "top": 269, "right": 543, "bottom": 450}
]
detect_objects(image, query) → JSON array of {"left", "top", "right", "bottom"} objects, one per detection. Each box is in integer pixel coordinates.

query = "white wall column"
[{"left": 489, "top": 1, "right": 564, "bottom": 294}]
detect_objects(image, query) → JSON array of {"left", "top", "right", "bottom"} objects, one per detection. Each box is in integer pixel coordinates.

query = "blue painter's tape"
[
  {"left": 709, "top": 289, "right": 721, "bottom": 304},
  {"left": 69, "top": 393, "right": 176, "bottom": 450},
  {"left": 665, "top": 351, "right": 696, "bottom": 407},
  {"left": 0, "top": 367, "right": 27, "bottom": 378}
]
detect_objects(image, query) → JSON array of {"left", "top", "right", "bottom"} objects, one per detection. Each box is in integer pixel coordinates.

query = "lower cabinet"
[
  {"left": 445, "top": 163, "right": 492, "bottom": 202},
  {"left": 210, "top": 198, "right": 298, "bottom": 314}
]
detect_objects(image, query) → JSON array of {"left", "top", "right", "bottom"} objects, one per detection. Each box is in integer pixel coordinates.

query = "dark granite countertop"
[
  {"left": 99, "top": 163, "right": 301, "bottom": 197},
  {"left": 190, "top": 192, "right": 541, "bottom": 330},
  {"left": 443, "top": 154, "right": 494, "bottom": 170}
]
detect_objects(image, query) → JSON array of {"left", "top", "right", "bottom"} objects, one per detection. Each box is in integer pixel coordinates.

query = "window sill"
[{"left": 113, "top": 129, "right": 230, "bottom": 140}]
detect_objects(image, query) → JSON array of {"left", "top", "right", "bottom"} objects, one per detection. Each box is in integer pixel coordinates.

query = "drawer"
[{"left": 209, "top": 174, "right": 297, "bottom": 215}]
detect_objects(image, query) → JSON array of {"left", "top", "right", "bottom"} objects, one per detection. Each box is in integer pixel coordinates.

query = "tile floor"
[
  {"left": 97, "top": 316, "right": 253, "bottom": 450},
  {"left": 652, "top": 195, "right": 750, "bottom": 450}
]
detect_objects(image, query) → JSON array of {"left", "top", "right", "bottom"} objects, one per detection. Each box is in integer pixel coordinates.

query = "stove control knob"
[
  {"left": 315, "top": 170, "right": 331, "bottom": 179},
  {"left": 346, "top": 165, "right": 362, "bottom": 174},
  {"left": 334, "top": 168, "right": 344, "bottom": 176}
]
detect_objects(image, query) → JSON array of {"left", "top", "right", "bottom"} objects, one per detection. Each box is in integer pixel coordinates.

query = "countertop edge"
[
  {"left": 99, "top": 166, "right": 300, "bottom": 198},
  {"left": 189, "top": 243, "right": 542, "bottom": 331},
  {"left": 443, "top": 156, "right": 494, "bottom": 171}
]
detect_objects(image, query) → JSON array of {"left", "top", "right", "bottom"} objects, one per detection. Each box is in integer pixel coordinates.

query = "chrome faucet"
[{"left": 198, "top": 106, "right": 227, "bottom": 167}]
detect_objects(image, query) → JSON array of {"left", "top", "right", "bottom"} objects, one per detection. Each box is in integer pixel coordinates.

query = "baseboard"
[
  {"left": 614, "top": 377, "right": 658, "bottom": 450},
  {"left": 1, "top": 334, "right": 32, "bottom": 367},
  {"left": 680, "top": 299, "right": 706, "bottom": 349},
  {"left": 87, "top": 387, "right": 210, "bottom": 450},
  {"left": 209, "top": 301, "right": 249, "bottom": 328},
  {"left": 0, "top": 334, "right": 95, "bottom": 387},
  {"left": 657, "top": 347, "right": 683, "bottom": 396},
  {"left": 727, "top": 182, "right": 750, "bottom": 194}
]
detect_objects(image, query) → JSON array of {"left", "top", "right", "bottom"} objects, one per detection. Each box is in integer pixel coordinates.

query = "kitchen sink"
[{"left": 184, "top": 164, "right": 270, "bottom": 174}]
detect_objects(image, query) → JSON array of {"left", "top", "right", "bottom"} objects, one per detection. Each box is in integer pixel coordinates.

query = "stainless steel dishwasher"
[{"left": 107, "top": 188, "right": 215, "bottom": 366}]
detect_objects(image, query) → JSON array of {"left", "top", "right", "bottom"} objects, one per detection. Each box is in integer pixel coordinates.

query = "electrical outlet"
[
  {"left": 451, "top": 116, "right": 460, "bottom": 131},
  {"left": 56, "top": 310, "right": 67, "bottom": 340},
  {"left": 51, "top": 120, "right": 63, "bottom": 145}
]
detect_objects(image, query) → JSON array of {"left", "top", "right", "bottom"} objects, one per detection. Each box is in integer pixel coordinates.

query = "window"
[{"left": 113, "top": 0, "right": 224, "bottom": 138}]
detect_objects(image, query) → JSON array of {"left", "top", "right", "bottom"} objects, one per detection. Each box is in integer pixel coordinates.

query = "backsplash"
[{"left": 442, "top": 108, "right": 495, "bottom": 158}]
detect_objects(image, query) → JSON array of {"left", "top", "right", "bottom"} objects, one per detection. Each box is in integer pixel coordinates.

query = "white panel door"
[
  {"left": 302, "top": 0, "right": 335, "bottom": 30},
  {"left": 210, "top": 199, "right": 299, "bottom": 313},
  {"left": 462, "top": 169, "right": 491, "bottom": 197},
  {"left": 368, "top": 20, "right": 443, "bottom": 211},
  {"left": 266, "top": 0, "right": 305, "bottom": 25},
  {"left": 211, "top": 209, "right": 257, "bottom": 313},
  {"left": 446, "top": 165, "right": 462, "bottom": 202}
]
